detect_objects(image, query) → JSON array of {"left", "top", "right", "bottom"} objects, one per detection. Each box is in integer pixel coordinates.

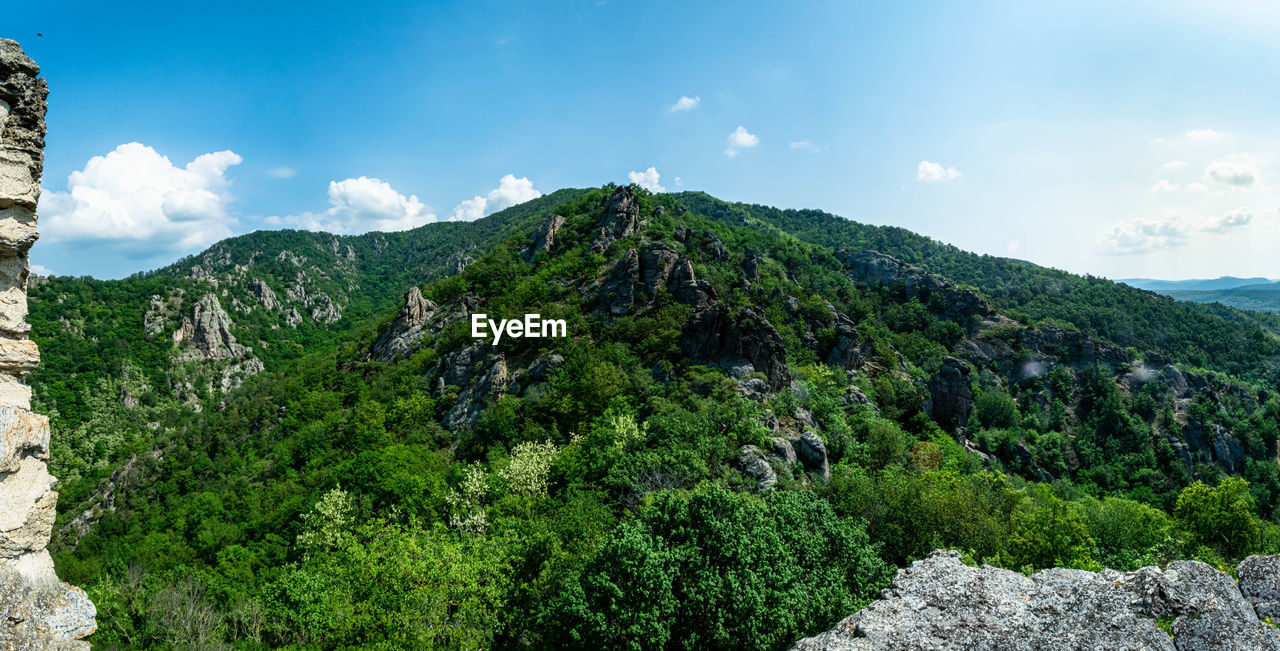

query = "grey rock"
[
  {"left": 743, "top": 250, "right": 765, "bottom": 281},
  {"left": 589, "top": 185, "right": 641, "bottom": 253},
  {"left": 927, "top": 357, "right": 973, "bottom": 438},
  {"left": 174, "top": 294, "right": 249, "bottom": 361},
  {"left": 369, "top": 287, "right": 437, "bottom": 362},
  {"left": 837, "top": 249, "right": 991, "bottom": 324},
  {"left": 738, "top": 445, "right": 776, "bottom": 491},
  {"left": 670, "top": 256, "right": 717, "bottom": 308},
  {"left": 309, "top": 294, "right": 342, "bottom": 324},
  {"left": 249, "top": 277, "right": 278, "bottom": 310},
  {"left": 771, "top": 437, "right": 798, "bottom": 464},
  {"left": 792, "top": 549, "right": 1280, "bottom": 651},
  {"left": 439, "top": 348, "right": 507, "bottom": 430},
  {"left": 1239, "top": 555, "right": 1280, "bottom": 621},
  {"left": 521, "top": 214, "right": 566, "bottom": 263},
  {"left": 143, "top": 295, "right": 166, "bottom": 337},
  {"left": 585, "top": 248, "right": 641, "bottom": 316},
  {"left": 284, "top": 307, "right": 303, "bottom": 328},
  {"left": 793, "top": 429, "right": 830, "bottom": 481},
  {"left": 680, "top": 304, "right": 791, "bottom": 391}
]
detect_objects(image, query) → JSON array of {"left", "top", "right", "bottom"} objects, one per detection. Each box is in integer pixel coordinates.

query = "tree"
[
  {"left": 549, "top": 484, "right": 892, "bottom": 649},
  {"left": 1174, "top": 477, "right": 1262, "bottom": 559}
]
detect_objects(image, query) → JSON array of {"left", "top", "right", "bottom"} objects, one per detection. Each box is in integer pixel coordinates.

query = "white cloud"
[
  {"left": 1203, "top": 207, "right": 1254, "bottom": 232},
  {"left": 627, "top": 167, "right": 665, "bottom": 193},
  {"left": 1162, "top": 160, "right": 1188, "bottom": 170},
  {"left": 29, "top": 264, "right": 54, "bottom": 276},
  {"left": 1185, "top": 128, "right": 1229, "bottom": 143},
  {"left": 1151, "top": 179, "right": 1179, "bottom": 192},
  {"left": 917, "top": 160, "right": 961, "bottom": 182},
  {"left": 724, "top": 126, "right": 759, "bottom": 157},
  {"left": 267, "top": 166, "right": 297, "bottom": 178},
  {"left": 1006, "top": 240, "right": 1020, "bottom": 254},
  {"left": 39, "top": 142, "right": 241, "bottom": 256},
  {"left": 674, "top": 177, "right": 683, "bottom": 187},
  {"left": 1099, "top": 207, "right": 1256, "bottom": 254},
  {"left": 266, "top": 176, "right": 435, "bottom": 233},
  {"left": 449, "top": 174, "right": 542, "bottom": 222},
  {"left": 1155, "top": 129, "right": 1231, "bottom": 145},
  {"left": 789, "top": 139, "right": 820, "bottom": 151},
  {"left": 1205, "top": 155, "right": 1262, "bottom": 188},
  {"left": 669, "top": 96, "right": 700, "bottom": 113},
  {"left": 1185, "top": 182, "right": 1221, "bottom": 195}
]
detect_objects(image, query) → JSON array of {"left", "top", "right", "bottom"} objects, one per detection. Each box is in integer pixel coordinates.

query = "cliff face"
[{"left": 0, "top": 39, "right": 97, "bottom": 645}]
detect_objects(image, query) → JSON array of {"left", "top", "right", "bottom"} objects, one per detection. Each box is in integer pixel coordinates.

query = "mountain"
[
  {"left": 1120, "top": 277, "right": 1275, "bottom": 292},
  {"left": 1118, "top": 278, "right": 1280, "bottom": 315},
  {"left": 1161, "top": 283, "right": 1280, "bottom": 315},
  {"left": 33, "top": 185, "right": 1280, "bottom": 648}
]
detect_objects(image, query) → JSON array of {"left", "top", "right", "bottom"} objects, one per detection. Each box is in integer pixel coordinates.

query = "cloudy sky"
[{"left": 10, "top": 1, "right": 1280, "bottom": 279}]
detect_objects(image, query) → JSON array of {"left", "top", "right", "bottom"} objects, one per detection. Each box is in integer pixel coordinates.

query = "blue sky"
[{"left": 9, "top": 1, "right": 1280, "bottom": 279}]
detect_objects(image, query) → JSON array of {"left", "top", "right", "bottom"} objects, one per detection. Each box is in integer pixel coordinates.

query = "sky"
[{"left": 8, "top": 0, "right": 1280, "bottom": 280}]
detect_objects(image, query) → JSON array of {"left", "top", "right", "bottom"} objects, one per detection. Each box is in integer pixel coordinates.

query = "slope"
[{"left": 43, "top": 185, "right": 1280, "bottom": 648}]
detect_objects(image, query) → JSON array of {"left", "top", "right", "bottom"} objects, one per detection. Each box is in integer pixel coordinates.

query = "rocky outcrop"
[
  {"left": 837, "top": 249, "right": 991, "bottom": 324},
  {"left": 589, "top": 185, "right": 641, "bottom": 253},
  {"left": 143, "top": 294, "right": 166, "bottom": 337},
  {"left": 0, "top": 39, "right": 96, "bottom": 646},
  {"left": 681, "top": 305, "right": 791, "bottom": 391},
  {"left": 585, "top": 248, "right": 641, "bottom": 316},
  {"left": 584, "top": 241, "right": 719, "bottom": 315},
  {"left": 174, "top": 293, "right": 249, "bottom": 361},
  {"left": 793, "top": 549, "right": 1280, "bottom": 651},
  {"left": 445, "top": 249, "right": 475, "bottom": 276},
  {"left": 369, "top": 287, "right": 437, "bottom": 362},
  {"left": 310, "top": 295, "right": 342, "bottom": 324},
  {"left": 521, "top": 214, "right": 565, "bottom": 263},
  {"left": 737, "top": 445, "right": 777, "bottom": 491},
  {"left": 926, "top": 357, "right": 973, "bottom": 438},
  {"left": 249, "top": 277, "right": 278, "bottom": 310},
  {"left": 436, "top": 344, "right": 507, "bottom": 430}
]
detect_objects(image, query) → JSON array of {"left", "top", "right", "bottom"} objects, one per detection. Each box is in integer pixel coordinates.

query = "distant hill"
[
  {"left": 1120, "top": 276, "right": 1275, "bottom": 291},
  {"left": 1118, "top": 277, "right": 1280, "bottom": 314}
]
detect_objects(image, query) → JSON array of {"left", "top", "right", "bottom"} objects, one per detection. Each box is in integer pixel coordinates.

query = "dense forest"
[{"left": 30, "top": 186, "right": 1280, "bottom": 648}]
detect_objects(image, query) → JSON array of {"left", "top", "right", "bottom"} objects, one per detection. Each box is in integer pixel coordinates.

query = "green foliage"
[
  {"left": 37, "top": 185, "right": 1280, "bottom": 647},
  {"left": 549, "top": 485, "right": 892, "bottom": 649}
]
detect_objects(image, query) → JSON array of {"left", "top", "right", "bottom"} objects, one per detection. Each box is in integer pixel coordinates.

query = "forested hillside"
[{"left": 35, "top": 185, "right": 1280, "bottom": 648}]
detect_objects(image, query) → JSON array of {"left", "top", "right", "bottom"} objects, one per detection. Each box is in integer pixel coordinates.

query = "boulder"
[
  {"left": 1238, "top": 555, "right": 1280, "bottom": 621},
  {"left": 737, "top": 445, "right": 776, "bottom": 491},
  {"left": 792, "top": 549, "right": 1280, "bottom": 651},
  {"left": 792, "top": 430, "right": 830, "bottom": 481}
]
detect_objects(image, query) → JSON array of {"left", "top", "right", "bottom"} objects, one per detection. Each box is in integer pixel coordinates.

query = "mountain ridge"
[{"left": 27, "top": 184, "right": 1280, "bottom": 647}]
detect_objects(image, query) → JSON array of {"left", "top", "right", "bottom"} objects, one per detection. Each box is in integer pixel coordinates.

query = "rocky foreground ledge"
[{"left": 793, "top": 550, "right": 1280, "bottom": 650}]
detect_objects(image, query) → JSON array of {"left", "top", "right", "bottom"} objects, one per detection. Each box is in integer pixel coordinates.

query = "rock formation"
[
  {"left": 369, "top": 286, "right": 437, "bottom": 362},
  {"left": 521, "top": 214, "right": 565, "bottom": 263},
  {"left": 926, "top": 357, "right": 973, "bottom": 439},
  {"left": 681, "top": 305, "right": 791, "bottom": 391},
  {"left": 793, "top": 549, "right": 1280, "bottom": 650},
  {"left": 174, "top": 293, "right": 250, "bottom": 361},
  {"left": 837, "top": 249, "right": 991, "bottom": 325},
  {"left": 589, "top": 185, "right": 641, "bottom": 253},
  {"left": 0, "top": 38, "right": 96, "bottom": 645}
]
